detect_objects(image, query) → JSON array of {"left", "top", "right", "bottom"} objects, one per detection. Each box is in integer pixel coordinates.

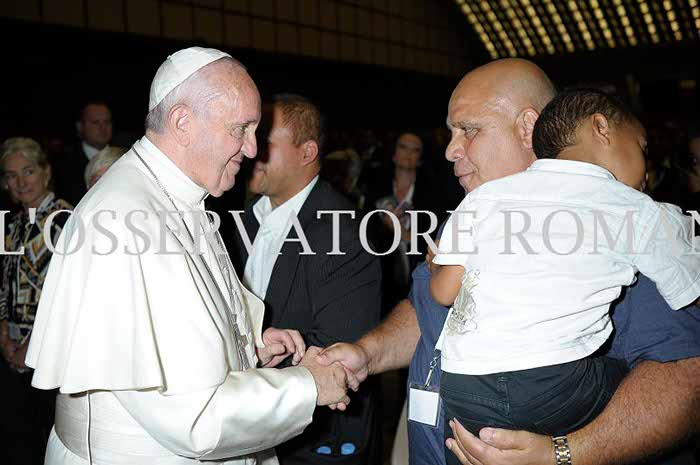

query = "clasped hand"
[{"left": 256, "top": 327, "right": 306, "bottom": 368}]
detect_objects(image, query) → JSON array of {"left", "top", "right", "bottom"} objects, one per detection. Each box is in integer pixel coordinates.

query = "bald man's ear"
[
  {"left": 516, "top": 108, "right": 539, "bottom": 150},
  {"left": 300, "top": 140, "right": 320, "bottom": 167},
  {"left": 591, "top": 114, "right": 612, "bottom": 146},
  {"left": 167, "top": 104, "right": 192, "bottom": 147}
]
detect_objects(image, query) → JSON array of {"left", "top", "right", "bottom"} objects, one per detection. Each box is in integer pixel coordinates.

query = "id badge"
[{"left": 408, "top": 382, "right": 441, "bottom": 427}]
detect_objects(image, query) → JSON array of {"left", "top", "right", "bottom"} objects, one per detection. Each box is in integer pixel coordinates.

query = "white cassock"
[{"left": 26, "top": 136, "right": 317, "bottom": 465}]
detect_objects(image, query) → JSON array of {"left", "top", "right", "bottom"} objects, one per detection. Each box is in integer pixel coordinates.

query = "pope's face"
[{"left": 191, "top": 69, "right": 260, "bottom": 197}]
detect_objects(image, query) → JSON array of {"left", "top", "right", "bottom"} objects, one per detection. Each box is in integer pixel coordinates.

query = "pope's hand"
[
  {"left": 301, "top": 346, "right": 355, "bottom": 411},
  {"left": 446, "top": 419, "right": 554, "bottom": 465},
  {"left": 257, "top": 327, "right": 306, "bottom": 368},
  {"left": 316, "top": 342, "right": 370, "bottom": 385}
]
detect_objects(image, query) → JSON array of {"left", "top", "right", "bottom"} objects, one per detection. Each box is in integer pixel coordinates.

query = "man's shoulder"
[
  {"left": 307, "top": 182, "right": 360, "bottom": 233},
  {"left": 310, "top": 179, "right": 356, "bottom": 210},
  {"left": 608, "top": 273, "right": 700, "bottom": 366}
]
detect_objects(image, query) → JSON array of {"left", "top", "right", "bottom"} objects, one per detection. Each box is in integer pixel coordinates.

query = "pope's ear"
[
  {"left": 167, "top": 104, "right": 192, "bottom": 147},
  {"left": 516, "top": 108, "right": 539, "bottom": 150}
]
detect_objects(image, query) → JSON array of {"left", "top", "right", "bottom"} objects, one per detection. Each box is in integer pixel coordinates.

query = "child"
[{"left": 430, "top": 88, "right": 700, "bottom": 462}]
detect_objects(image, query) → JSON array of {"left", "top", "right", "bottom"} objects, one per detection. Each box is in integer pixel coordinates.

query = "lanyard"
[{"left": 424, "top": 310, "right": 450, "bottom": 388}]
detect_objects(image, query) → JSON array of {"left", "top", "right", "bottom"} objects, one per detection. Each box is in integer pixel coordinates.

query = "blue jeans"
[{"left": 441, "top": 356, "right": 628, "bottom": 465}]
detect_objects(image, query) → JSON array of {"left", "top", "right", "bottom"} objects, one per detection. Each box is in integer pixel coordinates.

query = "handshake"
[{"left": 256, "top": 328, "right": 371, "bottom": 410}]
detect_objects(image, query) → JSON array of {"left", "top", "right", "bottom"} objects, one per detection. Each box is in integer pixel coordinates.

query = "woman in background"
[
  {"left": 0, "top": 137, "right": 72, "bottom": 465},
  {"left": 84, "top": 145, "right": 126, "bottom": 189}
]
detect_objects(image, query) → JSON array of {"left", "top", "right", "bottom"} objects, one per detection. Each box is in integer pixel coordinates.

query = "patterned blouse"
[{"left": 0, "top": 192, "right": 72, "bottom": 343}]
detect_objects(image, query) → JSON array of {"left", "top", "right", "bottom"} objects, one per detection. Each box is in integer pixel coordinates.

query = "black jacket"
[{"left": 52, "top": 144, "right": 89, "bottom": 207}]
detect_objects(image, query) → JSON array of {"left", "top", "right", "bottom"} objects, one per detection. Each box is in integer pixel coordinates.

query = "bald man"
[{"left": 318, "top": 59, "right": 700, "bottom": 465}]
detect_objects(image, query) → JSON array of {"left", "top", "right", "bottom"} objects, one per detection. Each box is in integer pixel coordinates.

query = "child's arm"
[
  {"left": 429, "top": 264, "right": 465, "bottom": 306},
  {"left": 633, "top": 202, "right": 700, "bottom": 310}
]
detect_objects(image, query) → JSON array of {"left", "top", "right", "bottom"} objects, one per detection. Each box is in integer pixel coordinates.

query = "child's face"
[{"left": 608, "top": 119, "right": 647, "bottom": 191}]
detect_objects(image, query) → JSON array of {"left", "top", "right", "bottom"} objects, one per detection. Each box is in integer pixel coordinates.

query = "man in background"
[{"left": 53, "top": 101, "right": 112, "bottom": 205}]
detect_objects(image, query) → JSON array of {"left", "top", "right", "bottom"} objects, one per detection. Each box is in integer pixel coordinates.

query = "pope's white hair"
[{"left": 145, "top": 57, "right": 246, "bottom": 134}]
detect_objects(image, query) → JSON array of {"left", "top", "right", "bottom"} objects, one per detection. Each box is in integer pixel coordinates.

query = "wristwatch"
[{"left": 552, "top": 435, "right": 572, "bottom": 465}]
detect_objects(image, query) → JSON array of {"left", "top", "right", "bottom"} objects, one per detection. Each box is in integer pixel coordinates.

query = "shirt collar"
[
  {"left": 253, "top": 176, "right": 319, "bottom": 231},
  {"left": 528, "top": 159, "right": 616, "bottom": 180},
  {"left": 82, "top": 142, "right": 101, "bottom": 160},
  {"left": 134, "top": 136, "right": 209, "bottom": 207}
]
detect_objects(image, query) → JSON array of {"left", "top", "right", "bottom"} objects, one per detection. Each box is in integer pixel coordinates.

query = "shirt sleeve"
[
  {"left": 114, "top": 366, "right": 317, "bottom": 460},
  {"left": 433, "top": 197, "right": 477, "bottom": 267},
  {"left": 632, "top": 202, "right": 700, "bottom": 310},
  {"left": 606, "top": 274, "right": 700, "bottom": 368}
]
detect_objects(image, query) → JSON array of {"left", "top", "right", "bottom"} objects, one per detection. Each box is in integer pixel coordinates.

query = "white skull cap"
[{"left": 148, "top": 47, "right": 232, "bottom": 111}]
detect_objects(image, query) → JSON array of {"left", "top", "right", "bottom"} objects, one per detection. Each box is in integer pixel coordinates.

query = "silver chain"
[{"left": 133, "top": 147, "right": 251, "bottom": 370}]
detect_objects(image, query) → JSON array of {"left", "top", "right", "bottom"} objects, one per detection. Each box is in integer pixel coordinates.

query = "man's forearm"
[
  {"left": 356, "top": 298, "right": 420, "bottom": 376},
  {"left": 570, "top": 357, "right": 700, "bottom": 465}
]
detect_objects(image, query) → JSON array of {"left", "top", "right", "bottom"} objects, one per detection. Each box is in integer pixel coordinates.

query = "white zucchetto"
[{"left": 148, "top": 47, "right": 232, "bottom": 111}]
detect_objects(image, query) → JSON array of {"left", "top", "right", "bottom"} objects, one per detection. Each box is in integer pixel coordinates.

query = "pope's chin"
[{"left": 458, "top": 175, "right": 473, "bottom": 191}]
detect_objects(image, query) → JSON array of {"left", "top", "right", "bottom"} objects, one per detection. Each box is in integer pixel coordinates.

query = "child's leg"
[
  {"left": 441, "top": 372, "right": 517, "bottom": 465},
  {"left": 508, "top": 356, "right": 628, "bottom": 436}
]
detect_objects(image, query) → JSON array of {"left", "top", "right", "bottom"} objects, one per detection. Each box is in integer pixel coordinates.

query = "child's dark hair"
[{"left": 532, "top": 88, "right": 637, "bottom": 160}]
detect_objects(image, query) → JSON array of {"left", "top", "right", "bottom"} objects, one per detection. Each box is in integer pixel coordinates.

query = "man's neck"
[
  {"left": 269, "top": 172, "right": 318, "bottom": 209},
  {"left": 82, "top": 141, "right": 103, "bottom": 159}
]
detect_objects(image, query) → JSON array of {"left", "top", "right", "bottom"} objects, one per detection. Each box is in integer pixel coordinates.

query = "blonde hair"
[
  {"left": 1, "top": 137, "right": 49, "bottom": 169},
  {"left": 0, "top": 137, "right": 52, "bottom": 192},
  {"left": 85, "top": 146, "right": 126, "bottom": 188}
]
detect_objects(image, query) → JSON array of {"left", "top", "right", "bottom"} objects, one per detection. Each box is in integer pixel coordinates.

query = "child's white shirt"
[{"left": 434, "top": 159, "right": 700, "bottom": 375}]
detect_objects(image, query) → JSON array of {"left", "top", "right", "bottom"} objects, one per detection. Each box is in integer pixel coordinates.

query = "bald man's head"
[
  {"left": 445, "top": 59, "right": 555, "bottom": 192},
  {"left": 450, "top": 59, "right": 555, "bottom": 121}
]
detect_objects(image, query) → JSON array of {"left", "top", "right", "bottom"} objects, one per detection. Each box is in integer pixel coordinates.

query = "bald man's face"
[
  {"left": 445, "top": 81, "right": 536, "bottom": 192},
  {"left": 189, "top": 68, "right": 260, "bottom": 197}
]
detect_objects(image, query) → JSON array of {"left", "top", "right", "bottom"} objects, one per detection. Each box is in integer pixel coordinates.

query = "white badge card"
[{"left": 408, "top": 382, "right": 441, "bottom": 427}]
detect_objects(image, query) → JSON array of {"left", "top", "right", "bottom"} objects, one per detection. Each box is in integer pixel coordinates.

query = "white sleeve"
[
  {"left": 633, "top": 202, "right": 700, "bottom": 310},
  {"left": 434, "top": 196, "right": 477, "bottom": 267},
  {"left": 114, "top": 366, "right": 317, "bottom": 460}
]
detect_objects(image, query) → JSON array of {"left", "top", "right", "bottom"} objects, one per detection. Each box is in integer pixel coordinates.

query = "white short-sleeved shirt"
[{"left": 434, "top": 159, "right": 700, "bottom": 375}]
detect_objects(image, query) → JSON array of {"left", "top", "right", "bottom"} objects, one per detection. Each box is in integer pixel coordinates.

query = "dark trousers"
[
  {"left": 441, "top": 356, "right": 627, "bottom": 465},
  {"left": 0, "top": 357, "right": 56, "bottom": 465}
]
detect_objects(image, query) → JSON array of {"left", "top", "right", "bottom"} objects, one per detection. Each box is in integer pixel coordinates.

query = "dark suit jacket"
[
  {"left": 231, "top": 179, "right": 382, "bottom": 465},
  {"left": 52, "top": 144, "right": 89, "bottom": 207}
]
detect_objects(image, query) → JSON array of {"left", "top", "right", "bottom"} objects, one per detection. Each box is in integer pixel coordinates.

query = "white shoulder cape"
[{"left": 26, "top": 150, "right": 265, "bottom": 395}]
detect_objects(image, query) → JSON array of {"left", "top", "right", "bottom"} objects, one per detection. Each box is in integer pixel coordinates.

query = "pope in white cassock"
[{"left": 25, "top": 47, "right": 354, "bottom": 465}]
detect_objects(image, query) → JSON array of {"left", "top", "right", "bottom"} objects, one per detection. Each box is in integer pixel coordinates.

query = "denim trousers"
[{"left": 441, "top": 356, "right": 628, "bottom": 465}]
